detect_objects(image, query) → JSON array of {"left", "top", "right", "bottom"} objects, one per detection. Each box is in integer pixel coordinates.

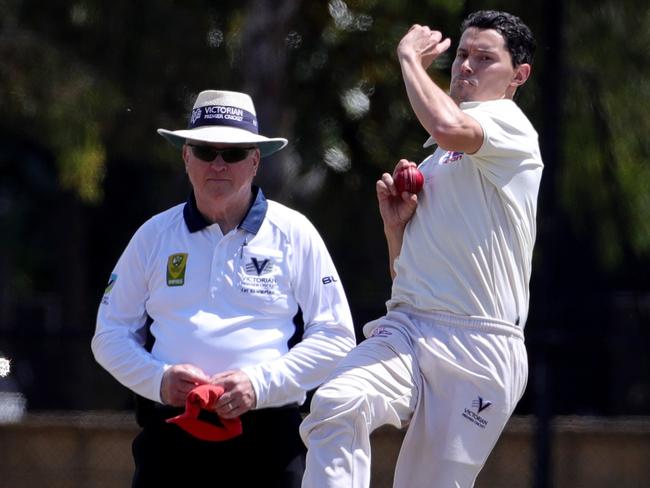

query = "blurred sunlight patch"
[
  {"left": 0, "top": 358, "right": 9, "bottom": 377},
  {"left": 324, "top": 146, "right": 351, "bottom": 172},
  {"left": 341, "top": 87, "right": 370, "bottom": 120}
]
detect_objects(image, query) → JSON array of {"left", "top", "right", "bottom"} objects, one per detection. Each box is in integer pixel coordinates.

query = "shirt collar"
[{"left": 183, "top": 186, "right": 268, "bottom": 234}]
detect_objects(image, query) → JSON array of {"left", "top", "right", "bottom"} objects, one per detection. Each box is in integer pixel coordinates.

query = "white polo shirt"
[
  {"left": 92, "top": 187, "right": 355, "bottom": 408},
  {"left": 386, "top": 99, "right": 543, "bottom": 329}
]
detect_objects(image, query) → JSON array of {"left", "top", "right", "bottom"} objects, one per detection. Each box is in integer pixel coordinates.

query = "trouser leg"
[
  {"left": 391, "top": 318, "right": 529, "bottom": 488},
  {"left": 300, "top": 329, "right": 418, "bottom": 488}
]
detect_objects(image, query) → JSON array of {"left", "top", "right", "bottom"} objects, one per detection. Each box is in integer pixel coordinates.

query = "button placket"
[
  {"left": 210, "top": 229, "right": 245, "bottom": 299},
  {"left": 208, "top": 225, "right": 225, "bottom": 299}
]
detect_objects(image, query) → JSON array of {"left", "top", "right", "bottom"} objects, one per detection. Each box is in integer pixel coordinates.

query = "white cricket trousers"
[{"left": 300, "top": 308, "right": 527, "bottom": 488}]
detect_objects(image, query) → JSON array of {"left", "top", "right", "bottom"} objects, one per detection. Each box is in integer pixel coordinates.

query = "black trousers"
[{"left": 132, "top": 400, "right": 306, "bottom": 487}]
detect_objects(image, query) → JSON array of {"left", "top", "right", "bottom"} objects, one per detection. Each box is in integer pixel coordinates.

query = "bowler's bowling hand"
[{"left": 377, "top": 159, "right": 419, "bottom": 231}]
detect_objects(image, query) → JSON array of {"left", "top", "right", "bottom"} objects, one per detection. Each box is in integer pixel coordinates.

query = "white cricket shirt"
[
  {"left": 92, "top": 187, "right": 355, "bottom": 407},
  {"left": 387, "top": 99, "right": 543, "bottom": 329}
]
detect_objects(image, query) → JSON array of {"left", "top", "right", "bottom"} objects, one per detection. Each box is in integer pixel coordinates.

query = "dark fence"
[{"left": 0, "top": 413, "right": 648, "bottom": 488}]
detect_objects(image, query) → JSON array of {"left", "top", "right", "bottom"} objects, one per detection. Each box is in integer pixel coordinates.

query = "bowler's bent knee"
[
  {"left": 300, "top": 381, "right": 374, "bottom": 488},
  {"left": 300, "top": 380, "right": 369, "bottom": 445}
]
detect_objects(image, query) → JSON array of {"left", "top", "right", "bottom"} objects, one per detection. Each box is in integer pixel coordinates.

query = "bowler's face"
[{"left": 450, "top": 27, "right": 523, "bottom": 103}]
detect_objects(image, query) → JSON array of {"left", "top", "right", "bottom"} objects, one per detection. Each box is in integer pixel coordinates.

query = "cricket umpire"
[{"left": 92, "top": 90, "right": 356, "bottom": 487}]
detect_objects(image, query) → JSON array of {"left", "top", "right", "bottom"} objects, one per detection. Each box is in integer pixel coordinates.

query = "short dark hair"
[{"left": 461, "top": 10, "right": 536, "bottom": 67}]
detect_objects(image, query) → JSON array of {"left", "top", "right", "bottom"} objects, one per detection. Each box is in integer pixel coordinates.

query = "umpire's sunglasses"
[{"left": 187, "top": 144, "right": 255, "bottom": 163}]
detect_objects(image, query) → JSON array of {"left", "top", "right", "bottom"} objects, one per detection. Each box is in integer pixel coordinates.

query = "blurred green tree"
[{"left": 0, "top": 0, "right": 648, "bottom": 413}]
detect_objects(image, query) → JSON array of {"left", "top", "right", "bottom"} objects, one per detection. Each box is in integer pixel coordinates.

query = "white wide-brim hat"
[{"left": 157, "top": 90, "right": 288, "bottom": 158}]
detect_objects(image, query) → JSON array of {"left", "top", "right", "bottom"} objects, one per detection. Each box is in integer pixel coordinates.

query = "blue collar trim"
[
  {"left": 183, "top": 186, "right": 267, "bottom": 234},
  {"left": 239, "top": 186, "right": 267, "bottom": 234}
]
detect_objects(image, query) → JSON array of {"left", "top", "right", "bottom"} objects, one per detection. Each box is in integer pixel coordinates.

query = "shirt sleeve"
[
  {"left": 464, "top": 102, "right": 541, "bottom": 188},
  {"left": 241, "top": 216, "right": 356, "bottom": 409},
  {"left": 91, "top": 222, "right": 169, "bottom": 403}
]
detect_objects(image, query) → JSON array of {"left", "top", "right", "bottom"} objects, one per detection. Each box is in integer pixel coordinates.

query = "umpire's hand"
[
  {"left": 160, "top": 364, "right": 210, "bottom": 407},
  {"left": 210, "top": 369, "right": 257, "bottom": 419}
]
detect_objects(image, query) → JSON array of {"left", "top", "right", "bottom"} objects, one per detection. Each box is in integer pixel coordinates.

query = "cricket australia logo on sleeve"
[
  {"left": 101, "top": 273, "right": 117, "bottom": 305},
  {"left": 167, "top": 253, "right": 188, "bottom": 286}
]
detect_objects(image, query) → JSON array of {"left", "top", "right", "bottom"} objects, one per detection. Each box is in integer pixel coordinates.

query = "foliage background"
[{"left": 0, "top": 0, "right": 648, "bottom": 416}]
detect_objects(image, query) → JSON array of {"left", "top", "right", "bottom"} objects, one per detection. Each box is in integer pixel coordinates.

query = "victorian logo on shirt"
[
  {"left": 440, "top": 150, "right": 464, "bottom": 164},
  {"left": 369, "top": 326, "right": 393, "bottom": 338},
  {"left": 240, "top": 256, "right": 279, "bottom": 297},
  {"left": 245, "top": 257, "right": 273, "bottom": 276},
  {"left": 167, "top": 253, "right": 188, "bottom": 286}
]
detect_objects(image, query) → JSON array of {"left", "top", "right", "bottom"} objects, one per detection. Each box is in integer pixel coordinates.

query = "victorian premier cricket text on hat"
[{"left": 157, "top": 90, "right": 288, "bottom": 158}]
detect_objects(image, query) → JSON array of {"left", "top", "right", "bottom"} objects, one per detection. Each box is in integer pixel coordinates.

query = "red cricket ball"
[{"left": 394, "top": 166, "right": 425, "bottom": 194}]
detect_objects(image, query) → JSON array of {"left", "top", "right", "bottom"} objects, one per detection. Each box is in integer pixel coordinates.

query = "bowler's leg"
[
  {"left": 391, "top": 326, "right": 528, "bottom": 488},
  {"left": 300, "top": 329, "right": 419, "bottom": 488}
]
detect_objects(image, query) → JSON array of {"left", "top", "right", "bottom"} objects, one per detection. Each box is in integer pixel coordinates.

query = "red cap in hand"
[{"left": 166, "top": 384, "right": 243, "bottom": 442}]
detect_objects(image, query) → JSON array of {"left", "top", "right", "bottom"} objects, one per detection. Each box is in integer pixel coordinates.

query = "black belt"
[{"left": 134, "top": 394, "right": 300, "bottom": 428}]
